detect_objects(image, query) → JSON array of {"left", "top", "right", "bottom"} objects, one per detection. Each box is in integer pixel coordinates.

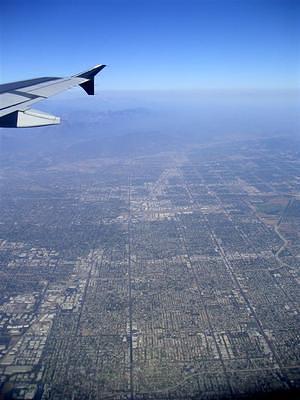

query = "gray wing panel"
[
  {"left": 0, "top": 77, "right": 85, "bottom": 117},
  {"left": 0, "top": 96, "right": 47, "bottom": 118},
  {"left": 28, "top": 77, "right": 85, "bottom": 97},
  {"left": 0, "top": 64, "right": 106, "bottom": 127}
]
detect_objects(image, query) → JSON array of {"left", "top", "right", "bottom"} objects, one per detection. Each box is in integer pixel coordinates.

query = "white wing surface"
[{"left": 0, "top": 64, "right": 106, "bottom": 127}]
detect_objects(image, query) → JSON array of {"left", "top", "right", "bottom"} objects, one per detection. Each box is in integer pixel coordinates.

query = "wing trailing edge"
[{"left": 0, "top": 109, "right": 60, "bottom": 128}]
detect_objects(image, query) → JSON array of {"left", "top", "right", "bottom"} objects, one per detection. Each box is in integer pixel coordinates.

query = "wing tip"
[
  {"left": 75, "top": 64, "right": 106, "bottom": 79},
  {"left": 76, "top": 64, "right": 107, "bottom": 95}
]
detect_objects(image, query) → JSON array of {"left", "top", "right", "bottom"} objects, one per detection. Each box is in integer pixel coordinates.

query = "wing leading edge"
[{"left": 0, "top": 64, "right": 106, "bottom": 128}]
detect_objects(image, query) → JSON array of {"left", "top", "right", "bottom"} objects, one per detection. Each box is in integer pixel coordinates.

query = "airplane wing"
[{"left": 0, "top": 64, "right": 106, "bottom": 128}]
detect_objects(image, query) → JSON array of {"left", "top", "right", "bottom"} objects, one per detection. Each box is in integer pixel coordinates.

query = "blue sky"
[{"left": 1, "top": 0, "right": 299, "bottom": 90}]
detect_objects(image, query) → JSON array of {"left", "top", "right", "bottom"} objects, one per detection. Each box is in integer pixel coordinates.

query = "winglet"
[{"left": 74, "top": 64, "right": 106, "bottom": 95}]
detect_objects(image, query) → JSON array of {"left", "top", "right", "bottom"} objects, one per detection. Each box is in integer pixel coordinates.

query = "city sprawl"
[{"left": 0, "top": 138, "right": 299, "bottom": 399}]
